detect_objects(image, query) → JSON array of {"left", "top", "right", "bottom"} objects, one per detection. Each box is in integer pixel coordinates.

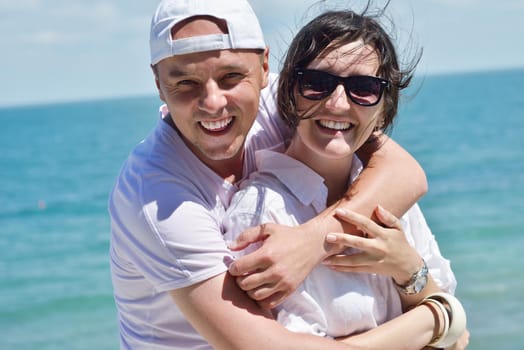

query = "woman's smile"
[{"left": 316, "top": 119, "right": 355, "bottom": 132}]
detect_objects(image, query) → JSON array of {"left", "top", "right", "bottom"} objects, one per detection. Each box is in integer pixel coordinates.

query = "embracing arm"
[
  {"left": 170, "top": 273, "right": 348, "bottom": 350},
  {"left": 170, "top": 271, "right": 441, "bottom": 350},
  {"left": 339, "top": 304, "right": 437, "bottom": 349},
  {"left": 229, "top": 135, "right": 427, "bottom": 307},
  {"left": 352, "top": 133, "right": 427, "bottom": 219}
]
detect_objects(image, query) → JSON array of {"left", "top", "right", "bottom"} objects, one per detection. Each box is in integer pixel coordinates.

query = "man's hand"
[{"left": 228, "top": 222, "right": 330, "bottom": 309}]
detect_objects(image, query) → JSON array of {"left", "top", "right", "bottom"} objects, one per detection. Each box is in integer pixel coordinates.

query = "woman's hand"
[
  {"left": 421, "top": 329, "right": 470, "bottom": 350},
  {"left": 322, "top": 205, "right": 422, "bottom": 285},
  {"left": 446, "top": 329, "right": 470, "bottom": 350}
]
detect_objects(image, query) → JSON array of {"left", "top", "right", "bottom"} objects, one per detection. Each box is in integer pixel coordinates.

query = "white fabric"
[
  {"left": 109, "top": 74, "right": 289, "bottom": 349},
  {"left": 223, "top": 149, "right": 457, "bottom": 338}
]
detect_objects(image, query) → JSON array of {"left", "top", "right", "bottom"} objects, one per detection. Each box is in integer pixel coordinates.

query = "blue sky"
[{"left": 1, "top": 0, "right": 522, "bottom": 107}]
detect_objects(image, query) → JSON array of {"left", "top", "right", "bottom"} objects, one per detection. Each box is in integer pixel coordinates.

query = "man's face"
[{"left": 154, "top": 18, "right": 269, "bottom": 174}]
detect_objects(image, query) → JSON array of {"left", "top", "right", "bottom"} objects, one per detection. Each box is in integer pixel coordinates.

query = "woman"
[{"left": 224, "top": 8, "right": 468, "bottom": 349}]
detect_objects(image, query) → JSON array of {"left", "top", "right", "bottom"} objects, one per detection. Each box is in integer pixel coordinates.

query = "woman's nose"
[{"left": 324, "top": 84, "right": 351, "bottom": 111}]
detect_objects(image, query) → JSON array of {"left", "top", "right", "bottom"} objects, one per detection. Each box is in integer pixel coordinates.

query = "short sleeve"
[{"left": 111, "top": 179, "right": 232, "bottom": 293}]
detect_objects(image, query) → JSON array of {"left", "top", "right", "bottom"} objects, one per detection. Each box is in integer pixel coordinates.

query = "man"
[{"left": 109, "top": 1, "right": 431, "bottom": 349}]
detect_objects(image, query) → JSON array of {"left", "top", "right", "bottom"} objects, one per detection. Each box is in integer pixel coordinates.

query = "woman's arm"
[
  {"left": 324, "top": 208, "right": 467, "bottom": 350},
  {"left": 322, "top": 206, "right": 443, "bottom": 311},
  {"left": 228, "top": 135, "right": 427, "bottom": 308}
]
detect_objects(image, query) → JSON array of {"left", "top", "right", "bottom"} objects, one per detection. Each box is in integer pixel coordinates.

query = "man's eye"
[
  {"left": 177, "top": 79, "right": 198, "bottom": 87},
  {"left": 220, "top": 73, "right": 244, "bottom": 87},
  {"left": 224, "top": 72, "right": 243, "bottom": 79},
  {"left": 174, "top": 79, "right": 200, "bottom": 92}
]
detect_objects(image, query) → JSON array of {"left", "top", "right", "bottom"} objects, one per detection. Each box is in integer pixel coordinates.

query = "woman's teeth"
[{"left": 318, "top": 120, "right": 353, "bottom": 131}]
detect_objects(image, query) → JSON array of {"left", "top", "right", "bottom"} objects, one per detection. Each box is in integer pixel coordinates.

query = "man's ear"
[
  {"left": 151, "top": 64, "right": 166, "bottom": 102},
  {"left": 260, "top": 47, "right": 270, "bottom": 88}
]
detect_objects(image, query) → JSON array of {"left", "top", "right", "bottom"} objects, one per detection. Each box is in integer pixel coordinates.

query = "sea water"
[{"left": 1, "top": 68, "right": 523, "bottom": 349}]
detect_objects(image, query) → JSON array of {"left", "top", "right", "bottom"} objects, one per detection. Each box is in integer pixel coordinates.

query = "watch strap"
[{"left": 394, "top": 259, "right": 428, "bottom": 295}]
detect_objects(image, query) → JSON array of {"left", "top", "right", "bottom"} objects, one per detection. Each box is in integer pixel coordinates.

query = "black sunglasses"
[{"left": 295, "top": 69, "right": 389, "bottom": 106}]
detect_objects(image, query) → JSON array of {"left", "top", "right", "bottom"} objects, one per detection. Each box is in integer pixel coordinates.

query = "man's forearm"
[
  {"left": 172, "top": 272, "right": 365, "bottom": 350},
  {"left": 338, "top": 303, "right": 438, "bottom": 350},
  {"left": 355, "top": 134, "right": 427, "bottom": 215}
]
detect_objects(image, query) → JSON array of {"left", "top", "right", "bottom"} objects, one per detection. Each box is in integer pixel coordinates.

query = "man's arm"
[
  {"left": 352, "top": 133, "right": 428, "bottom": 220},
  {"left": 229, "top": 135, "right": 427, "bottom": 307},
  {"left": 170, "top": 272, "right": 347, "bottom": 350},
  {"left": 170, "top": 271, "right": 440, "bottom": 350}
]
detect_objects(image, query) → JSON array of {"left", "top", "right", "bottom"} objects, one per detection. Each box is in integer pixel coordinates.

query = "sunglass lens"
[
  {"left": 298, "top": 70, "right": 386, "bottom": 106},
  {"left": 346, "top": 76, "right": 382, "bottom": 105},
  {"left": 299, "top": 70, "right": 336, "bottom": 100}
]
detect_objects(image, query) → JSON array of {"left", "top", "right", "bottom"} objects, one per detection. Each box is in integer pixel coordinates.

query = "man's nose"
[{"left": 198, "top": 80, "right": 227, "bottom": 114}]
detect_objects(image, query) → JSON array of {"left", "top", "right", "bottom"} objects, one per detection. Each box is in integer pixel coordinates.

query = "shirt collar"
[{"left": 255, "top": 148, "right": 363, "bottom": 210}]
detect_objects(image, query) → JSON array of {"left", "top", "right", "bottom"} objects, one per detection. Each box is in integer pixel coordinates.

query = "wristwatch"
[{"left": 394, "top": 259, "right": 428, "bottom": 295}]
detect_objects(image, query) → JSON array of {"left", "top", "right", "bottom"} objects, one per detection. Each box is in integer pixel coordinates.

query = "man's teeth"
[
  {"left": 318, "top": 120, "right": 353, "bottom": 131},
  {"left": 200, "top": 117, "right": 233, "bottom": 131}
]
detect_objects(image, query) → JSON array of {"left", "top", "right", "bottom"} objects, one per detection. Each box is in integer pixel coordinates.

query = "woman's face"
[{"left": 293, "top": 40, "right": 384, "bottom": 161}]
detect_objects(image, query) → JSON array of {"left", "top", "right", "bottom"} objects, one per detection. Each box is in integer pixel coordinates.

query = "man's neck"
[
  {"left": 163, "top": 116, "right": 244, "bottom": 183},
  {"left": 208, "top": 156, "right": 244, "bottom": 184}
]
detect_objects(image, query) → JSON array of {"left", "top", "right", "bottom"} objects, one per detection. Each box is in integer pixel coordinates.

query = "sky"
[{"left": 1, "top": 0, "right": 523, "bottom": 108}]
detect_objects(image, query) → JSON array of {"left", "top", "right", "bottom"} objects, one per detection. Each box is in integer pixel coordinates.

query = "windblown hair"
[{"left": 277, "top": 7, "right": 421, "bottom": 133}]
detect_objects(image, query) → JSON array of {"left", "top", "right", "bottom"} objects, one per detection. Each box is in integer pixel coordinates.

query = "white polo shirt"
[
  {"left": 109, "top": 74, "right": 291, "bottom": 349},
  {"left": 223, "top": 149, "right": 457, "bottom": 338}
]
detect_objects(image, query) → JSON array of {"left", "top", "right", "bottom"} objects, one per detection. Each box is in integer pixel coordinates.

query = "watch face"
[
  {"left": 397, "top": 260, "right": 429, "bottom": 295},
  {"left": 414, "top": 275, "right": 428, "bottom": 293},
  {"left": 413, "top": 262, "right": 429, "bottom": 293}
]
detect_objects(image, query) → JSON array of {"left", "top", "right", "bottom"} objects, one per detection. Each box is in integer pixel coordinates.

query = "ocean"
[{"left": 1, "top": 68, "right": 523, "bottom": 349}]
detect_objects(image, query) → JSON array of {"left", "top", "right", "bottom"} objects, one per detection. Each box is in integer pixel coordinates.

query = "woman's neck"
[{"left": 286, "top": 137, "right": 353, "bottom": 206}]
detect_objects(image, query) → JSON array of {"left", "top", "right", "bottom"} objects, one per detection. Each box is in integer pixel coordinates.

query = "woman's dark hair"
[{"left": 277, "top": 7, "right": 421, "bottom": 133}]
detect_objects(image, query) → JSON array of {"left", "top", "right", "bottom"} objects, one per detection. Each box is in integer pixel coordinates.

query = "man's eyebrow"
[
  {"left": 166, "top": 61, "right": 248, "bottom": 79},
  {"left": 222, "top": 63, "right": 247, "bottom": 71},
  {"left": 168, "top": 68, "right": 191, "bottom": 78}
]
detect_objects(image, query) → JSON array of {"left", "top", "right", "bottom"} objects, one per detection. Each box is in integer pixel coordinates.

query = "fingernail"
[
  {"left": 335, "top": 208, "right": 347, "bottom": 216},
  {"left": 223, "top": 255, "right": 235, "bottom": 268},
  {"left": 227, "top": 240, "right": 239, "bottom": 249},
  {"left": 326, "top": 233, "right": 337, "bottom": 243},
  {"left": 228, "top": 262, "right": 237, "bottom": 273}
]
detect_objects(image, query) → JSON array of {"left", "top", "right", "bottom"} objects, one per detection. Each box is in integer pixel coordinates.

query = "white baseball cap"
[{"left": 150, "top": 0, "right": 266, "bottom": 65}]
